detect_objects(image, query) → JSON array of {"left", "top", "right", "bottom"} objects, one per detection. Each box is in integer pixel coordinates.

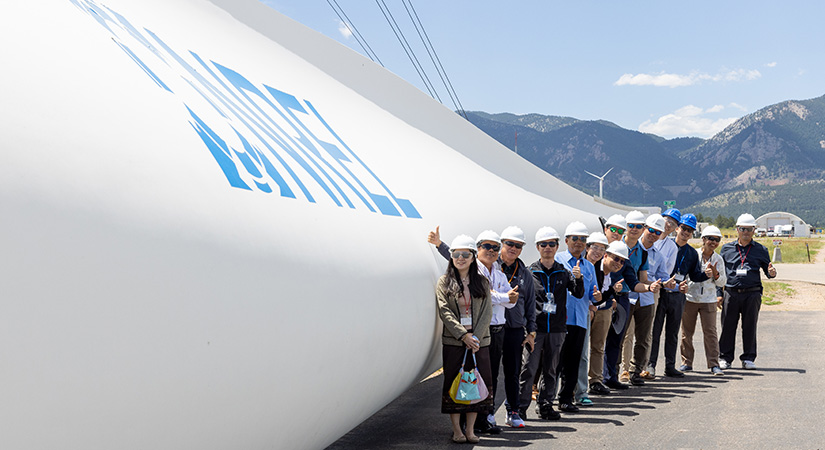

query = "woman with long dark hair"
[{"left": 435, "top": 235, "right": 493, "bottom": 443}]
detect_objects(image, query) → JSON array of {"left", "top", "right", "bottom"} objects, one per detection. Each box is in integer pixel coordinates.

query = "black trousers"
[
  {"left": 486, "top": 325, "right": 505, "bottom": 415},
  {"left": 558, "top": 325, "right": 587, "bottom": 404},
  {"left": 719, "top": 290, "right": 761, "bottom": 363},
  {"left": 502, "top": 327, "right": 525, "bottom": 412},
  {"left": 649, "top": 290, "right": 686, "bottom": 369},
  {"left": 604, "top": 293, "right": 630, "bottom": 382}
]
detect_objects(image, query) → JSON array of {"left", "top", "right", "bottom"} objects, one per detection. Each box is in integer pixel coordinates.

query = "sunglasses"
[
  {"left": 627, "top": 223, "right": 644, "bottom": 229},
  {"left": 738, "top": 227, "right": 755, "bottom": 232},
  {"left": 568, "top": 236, "right": 585, "bottom": 242},
  {"left": 608, "top": 226, "right": 625, "bottom": 235},
  {"left": 451, "top": 250, "right": 472, "bottom": 260},
  {"left": 679, "top": 225, "right": 695, "bottom": 232},
  {"left": 503, "top": 240, "right": 524, "bottom": 249},
  {"left": 479, "top": 243, "right": 501, "bottom": 252},
  {"left": 705, "top": 236, "right": 721, "bottom": 242},
  {"left": 647, "top": 227, "right": 662, "bottom": 236},
  {"left": 538, "top": 241, "right": 558, "bottom": 248}
]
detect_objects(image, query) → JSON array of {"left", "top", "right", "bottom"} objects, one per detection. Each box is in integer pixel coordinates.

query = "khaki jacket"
[{"left": 436, "top": 274, "right": 492, "bottom": 347}]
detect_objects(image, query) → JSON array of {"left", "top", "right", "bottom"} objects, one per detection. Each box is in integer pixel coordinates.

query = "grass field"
[{"left": 762, "top": 281, "right": 795, "bottom": 305}]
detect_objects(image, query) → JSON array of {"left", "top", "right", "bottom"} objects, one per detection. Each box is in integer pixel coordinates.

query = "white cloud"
[
  {"left": 638, "top": 104, "right": 739, "bottom": 138},
  {"left": 614, "top": 68, "right": 762, "bottom": 88},
  {"left": 766, "top": 61, "right": 778, "bottom": 68},
  {"left": 728, "top": 102, "right": 748, "bottom": 112},
  {"left": 337, "top": 20, "right": 353, "bottom": 39}
]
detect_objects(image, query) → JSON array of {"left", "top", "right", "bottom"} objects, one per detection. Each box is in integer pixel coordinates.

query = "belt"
[
  {"left": 490, "top": 324, "right": 505, "bottom": 333},
  {"left": 728, "top": 286, "right": 762, "bottom": 294}
]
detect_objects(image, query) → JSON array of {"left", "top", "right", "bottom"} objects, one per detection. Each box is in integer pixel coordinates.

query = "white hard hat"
[
  {"left": 605, "top": 214, "right": 627, "bottom": 229},
  {"left": 500, "top": 226, "right": 526, "bottom": 244},
  {"left": 586, "top": 232, "right": 609, "bottom": 246},
  {"left": 535, "top": 226, "right": 561, "bottom": 243},
  {"left": 736, "top": 213, "right": 757, "bottom": 227},
  {"left": 626, "top": 210, "right": 646, "bottom": 224},
  {"left": 645, "top": 214, "right": 665, "bottom": 232},
  {"left": 701, "top": 225, "right": 722, "bottom": 238},
  {"left": 606, "top": 241, "right": 629, "bottom": 260},
  {"left": 450, "top": 235, "right": 477, "bottom": 252},
  {"left": 564, "top": 221, "right": 589, "bottom": 237},
  {"left": 476, "top": 230, "right": 501, "bottom": 245}
]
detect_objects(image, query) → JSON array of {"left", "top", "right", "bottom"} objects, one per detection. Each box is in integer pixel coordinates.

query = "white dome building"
[{"left": 756, "top": 212, "right": 812, "bottom": 237}]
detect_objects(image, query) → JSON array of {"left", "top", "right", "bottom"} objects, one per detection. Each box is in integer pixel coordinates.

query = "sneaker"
[
  {"left": 619, "top": 370, "right": 630, "bottom": 383},
  {"left": 578, "top": 397, "right": 594, "bottom": 406},
  {"left": 629, "top": 373, "right": 645, "bottom": 386},
  {"left": 589, "top": 382, "right": 611, "bottom": 395},
  {"left": 604, "top": 379, "right": 630, "bottom": 390},
  {"left": 487, "top": 414, "right": 497, "bottom": 427},
  {"left": 640, "top": 370, "right": 655, "bottom": 380},
  {"left": 505, "top": 411, "right": 525, "bottom": 428},
  {"left": 742, "top": 360, "right": 757, "bottom": 370},
  {"left": 711, "top": 366, "right": 724, "bottom": 375},
  {"left": 474, "top": 419, "right": 501, "bottom": 435},
  {"left": 559, "top": 402, "right": 580, "bottom": 413},
  {"left": 537, "top": 403, "right": 560, "bottom": 420},
  {"left": 719, "top": 360, "right": 731, "bottom": 370},
  {"left": 678, "top": 364, "right": 693, "bottom": 372}
]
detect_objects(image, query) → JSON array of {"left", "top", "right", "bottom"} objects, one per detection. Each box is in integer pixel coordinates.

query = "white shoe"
[
  {"left": 719, "top": 360, "right": 731, "bottom": 370},
  {"left": 487, "top": 414, "right": 497, "bottom": 427},
  {"left": 742, "top": 360, "right": 756, "bottom": 370}
]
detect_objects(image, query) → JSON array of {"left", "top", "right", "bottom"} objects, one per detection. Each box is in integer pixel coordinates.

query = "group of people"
[{"left": 432, "top": 210, "right": 777, "bottom": 444}]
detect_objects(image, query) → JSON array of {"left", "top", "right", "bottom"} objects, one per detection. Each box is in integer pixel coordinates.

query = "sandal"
[
  {"left": 451, "top": 434, "right": 467, "bottom": 443},
  {"left": 466, "top": 434, "right": 480, "bottom": 444}
]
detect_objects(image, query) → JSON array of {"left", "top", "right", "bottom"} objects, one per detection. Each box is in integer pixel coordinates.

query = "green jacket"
[{"left": 436, "top": 274, "right": 492, "bottom": 347}]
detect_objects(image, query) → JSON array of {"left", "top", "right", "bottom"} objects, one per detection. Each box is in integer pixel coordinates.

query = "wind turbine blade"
[
  {"left": 584, "top": 170, "right": 601, "bottom": 179},
  {"left": 602, "top": 167, "right": 614, "bottom": 178}
]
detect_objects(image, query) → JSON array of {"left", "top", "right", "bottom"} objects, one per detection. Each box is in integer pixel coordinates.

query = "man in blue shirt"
[
  {"left": 718, "top": 213, "right": 776, "bottom": 370},
  {"left": 555, "top": 222, "right": 597, "bottom": 412}
]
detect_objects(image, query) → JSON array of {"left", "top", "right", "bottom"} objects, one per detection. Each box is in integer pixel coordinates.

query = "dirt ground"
[{"left": 761, "top": 280, "right": 825, "bottom": 311}]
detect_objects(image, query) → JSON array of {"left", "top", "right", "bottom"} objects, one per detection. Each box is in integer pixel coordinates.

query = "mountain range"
[{"left": 466, "top": 94, "right": 825, "bottom": 226}]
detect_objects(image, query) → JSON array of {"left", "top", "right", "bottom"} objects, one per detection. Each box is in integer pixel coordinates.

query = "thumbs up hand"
[
  {"left": 593, "top": 285, "right": 602, "bottom": 302},
  {"left": 664, "top": 275, "right": 677, "bottom": 290},
  {"left": 508, "top": 285, "right": 519, "bottom": 304},
  {"left": 679, "top": 279, "right": 688, "bottom": 293},
  {"left": 572, "top": 260, "right": 582, "bottom": 279},
  {"left": 704, "top": 263, "right": 713, "bottom": 278},
  {"left": 613, "top": 278, "right": 624, "bottom": 292},
  {"left": 427, "top": 226, "right": 442, "bottom": 246},
  {"left": 649, "top": 278, "right": 662, "bottom": 294},
  {"left": 768, "top": 262, "right": 777, "bottom": 278}
]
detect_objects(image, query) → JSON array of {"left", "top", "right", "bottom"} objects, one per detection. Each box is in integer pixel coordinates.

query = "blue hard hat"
[
  {"left": 680, "top": 213, "right": 698, "bottom": 230},
  {"left": 662, "top": 208, "right": 681, "bottom": 223}
]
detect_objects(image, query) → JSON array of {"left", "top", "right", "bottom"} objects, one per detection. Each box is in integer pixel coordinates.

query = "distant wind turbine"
[{"left": 585, "top": 167, "right": 613, "bottom": 199}]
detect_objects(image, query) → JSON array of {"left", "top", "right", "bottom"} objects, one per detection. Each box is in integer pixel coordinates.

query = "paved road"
[{"left": 328, "top": 311, "right": 825, "bottom": 449}]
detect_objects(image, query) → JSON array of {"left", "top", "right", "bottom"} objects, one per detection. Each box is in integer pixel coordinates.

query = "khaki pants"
[
  {"left": 680, "top": 301, "right": 720, "bottom": 368},
  {"left": 588, "top": 308, "right": 612, "bottom": 384},
  {"left": 621, "top": 317, "right": 634, "bottom": 374}
]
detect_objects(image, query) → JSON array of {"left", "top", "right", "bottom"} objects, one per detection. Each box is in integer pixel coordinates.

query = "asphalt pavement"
[{"left": 328, "top": 311, "right": 825, "bottom": 449}]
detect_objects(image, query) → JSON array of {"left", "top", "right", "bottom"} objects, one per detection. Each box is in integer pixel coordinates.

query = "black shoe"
[
  {"left": 629, "top": 373, "right": 646, "bottom": 386},
  {"left": 605, "top": 379, "right": 630, "bottom": 390},
  {"left": 589, "top": 382, "right": 611, "bottom": 395},
  {"left": 537, "top": 403, "right": 561, "bottom": 420},
  {"left": 474, "top": 419, "right": 502, "bottom": 435},
  {"left": 559, "top": 402, "right": 580, "bottom": 413},
  {"left": 664, "top": 367, "right": 685, "bottom": 378},
  {"left": 518, "top": 409, "right": 527, "bottom": 421}
]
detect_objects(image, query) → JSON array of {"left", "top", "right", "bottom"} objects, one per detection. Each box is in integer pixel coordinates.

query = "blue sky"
[{"left": 260, "top": 1, "right": 824, "bottom": 139}]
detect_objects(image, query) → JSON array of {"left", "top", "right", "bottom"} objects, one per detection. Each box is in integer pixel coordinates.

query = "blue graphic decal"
[{"left": 70, "top": 0, "right": 420, "bottom": 219}]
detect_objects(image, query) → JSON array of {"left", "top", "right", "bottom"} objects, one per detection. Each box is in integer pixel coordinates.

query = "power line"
[
  {"left": 375, "top": 0, "right": 441, "bottom": 102},
  {"left": 402, "top": 0, "right": 467, "bottom": 119},
  {"left": 326, "top": 0, "right": 383, "bottom": 66}
]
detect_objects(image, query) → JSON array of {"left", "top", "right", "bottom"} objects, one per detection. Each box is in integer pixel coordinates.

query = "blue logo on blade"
[{"left": 70, "top": 0, "right": 420, "bottom": 219}]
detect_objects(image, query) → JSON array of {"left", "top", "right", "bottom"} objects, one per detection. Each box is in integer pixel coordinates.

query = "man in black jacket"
[{"left": 517, "top": 226, "right": 583, "bottom": 420}]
